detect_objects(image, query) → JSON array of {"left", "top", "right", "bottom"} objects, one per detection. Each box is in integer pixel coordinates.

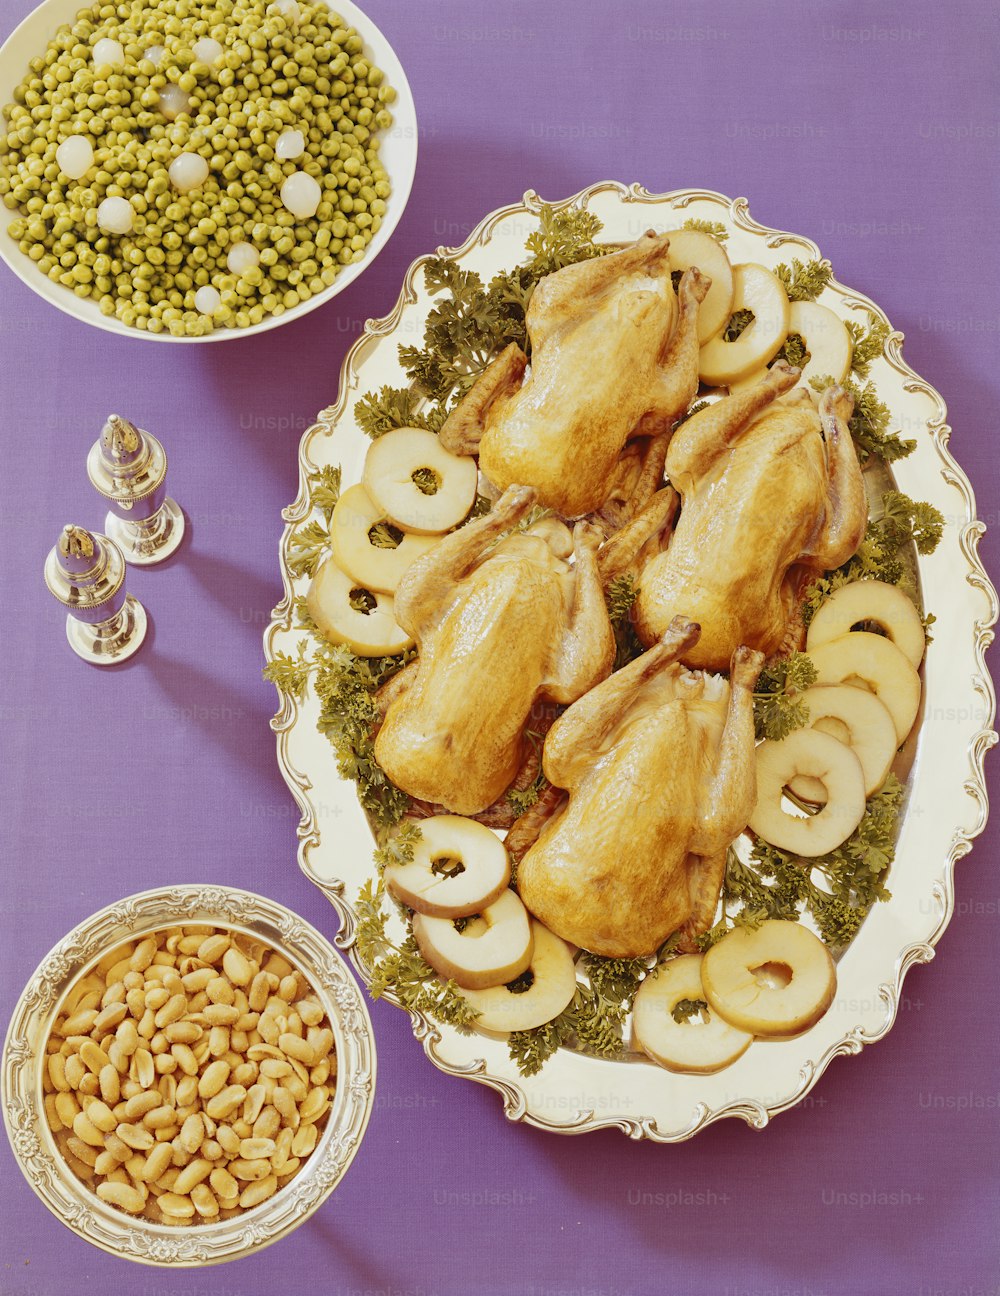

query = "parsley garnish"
[
  {"left": 671, "top": 998, "right": 709, "bottom": 1024},
  {"left": 753, "top": 652, "right": 817, "bottom": 742},
  {"left": 397, "top": 205, "right": 610, "bottom": 404},
  {"left": 681, "top": 217, "right": 729, "bottom": 242},
  {"left": 286, "top": 520, "right": 331, "bottom": 580},
  {"left": 262, "top": 640, "right": 312, "bottom": 700},
  {"left": 372, "top": 821, "right": 422, "bottom": 872},
  {"left": 724, "top": 307, "right": 755, "bottom": 341},
  {"left": 354, "top": 880, "right": 480, "bottom": 1030},
  {"left": 605, "top": 573, "right": 643, "bottom": 670},
  {"left": 355, "top": 385, "right": 448, "bottom": 440},
  {"left": 810, "top": 374, "right": 915, "bottom": 466},
  {"left": 313, "top": 644, "right": 414, "bottom": 829},
  {"left": 309, "top": 465, "right": 342, "bottom": 522},
  {"left": 775, "top": 257, "right": 833, "bottom": 302},
  {"left": 368, "top": 521, "right": 404, "bottom": 549},
  {"left": 802, "top": 490, "right": 944, "bottom": 623},
  {"left": 847, "top": 314, "right": 891, "bottom": 379},
  {"left": 773, "top": 330, "right": 810, "bottom": 369}
]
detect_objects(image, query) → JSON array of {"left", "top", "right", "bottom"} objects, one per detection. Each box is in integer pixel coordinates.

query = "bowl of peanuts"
[{"left": 1, "top": 884, "right": 376, "bottom": 1265}]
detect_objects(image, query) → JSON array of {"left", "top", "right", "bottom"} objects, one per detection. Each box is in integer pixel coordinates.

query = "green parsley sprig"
[
  {"left": 354, "top": 880, "right": 480, "bottom": 1030},
  {"left": 355, "top": 385, "right": 449, "bottom": 440},
  {"left": 681, "top": 217, "right": 729, "bottom": 242},
  {"left": 396, "top": 205, "right": 610, "bottom": 405},
  {"left": 810, "top": 374, "right": 915, "bottom": 466},
  {"left": 847, "top": 314, "right": 891, "bottom": 379},
  {"left": 753, "top": 652, "right": 817, "bottom": 742},
  {"left": 802, "top": 490, "right": 944, "bottom": 623},
  {"left": 775, "top": 257, "right": 833, "bottom": 302}
]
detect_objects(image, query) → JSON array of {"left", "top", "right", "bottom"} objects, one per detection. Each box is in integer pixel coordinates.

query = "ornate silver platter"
[
  {"left": 264, "top": 183, "right": 997, "bottom": 1139},
  {"left": 2, "top": 885, "right": 376, "bottom": 1264}
]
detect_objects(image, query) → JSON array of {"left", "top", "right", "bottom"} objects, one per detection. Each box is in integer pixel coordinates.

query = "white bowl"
[
  {"left": 0, "top": 0, "right": 417, "bottom": 341},
  {"left": 2, "top": 885, "right": 377, "bottom": 1265}
]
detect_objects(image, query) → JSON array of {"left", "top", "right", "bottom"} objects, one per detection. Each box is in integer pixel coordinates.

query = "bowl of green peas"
[{"left": 0, "top": 0, "right": 416, "bottom": 338}]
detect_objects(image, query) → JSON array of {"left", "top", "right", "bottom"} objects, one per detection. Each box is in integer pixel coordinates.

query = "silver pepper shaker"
[
  {"left": 43, "top": 525, "right": 147, "bottom": 664},
  {"left": 86, "top": 414, "right": 185, "bottom": 565}
]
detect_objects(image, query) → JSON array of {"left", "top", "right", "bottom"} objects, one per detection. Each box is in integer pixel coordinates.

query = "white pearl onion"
[
  {"left": 168, "top": 152, "right": 210, "bottom": 193},
  {"left": 145, "top": 44, "right": 164, "bottom": 65},
  {"left": 226, "top": 241, "right": 260, "bottom": 274},
  {"left": 194, "top": 285, "right": 222, "bottom": 315},
  {"left": 275, "top": 129, "right": 304, "bottom": 160},
  {"left": 55, "top": 135, "right": 94, "bottom": 180},
  {"left": 193, "top": 37, "right": 224, "bottom": 64},
  {"left": 96, "top": 196, "right": 133, "bottom": 235},
  {"left": 92, "top": 38, "right": 125, "bottom": 69},
  {"left": 158, "top": 83, "right": 193, "bottom": 121},
  {"left": 280, "top": 171, "right": 321, "bottom": 220},
  {"left": 269, "top": 0, "right": 300, "bottom": 24}
]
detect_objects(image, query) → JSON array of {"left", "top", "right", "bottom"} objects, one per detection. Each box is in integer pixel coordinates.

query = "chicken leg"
[
  {"left": 544, "top": 521, "right": 616, "bottom": 703},
  {"left": 799, "top": 386, "right": 867, "bottom": 569},
  {"left": 542, "top": 616, "right": 701, "bottom": 790},
  {"left": 392, "top": 484, "right": 537, "bottom": 637}
]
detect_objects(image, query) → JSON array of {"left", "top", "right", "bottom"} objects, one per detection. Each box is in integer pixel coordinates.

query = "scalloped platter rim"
[{"left": 264, "top": 182, "right": 998, "bottom": 1140}]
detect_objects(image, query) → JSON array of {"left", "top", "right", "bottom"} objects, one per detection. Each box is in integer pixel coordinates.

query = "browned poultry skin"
[
  {"left": 439, "top": 232, "right": 708, "bottom": 517},
  {"left": 634, "top": 370, "right": 867, "bottom": 669},
  {"left": 517, "top": 619, "right": 763, "bottom": 958},
  {"left": 374, "top": 486, "right": 615, "bottom": 816}
]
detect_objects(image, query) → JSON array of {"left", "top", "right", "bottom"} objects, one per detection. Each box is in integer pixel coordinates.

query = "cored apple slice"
[
  {"left": 412, "top": 889, "right": 533, "bottom": 990},
  {"left": 632, "top": 953, "right": 753, "bottom": 1074},
  {"left": 306, "top": 556, "right": 413, "bottom": 657},
  {"left": 665, "top": 228, "right": 734, "bottom": 343},
  {"left": 807, "top": 631, "right": 921, "bottom": 743},
  {"left": 787, "top": 684, "right": 898, "bottom": 803},
  {"left": 751, "top": 728, "right": 867, "bottom": 857},
  {"left": 698, "top": 263, "right": 790, "bottom": 386},
  {"left": 729, "top": 299, "right": 852, "bottom": 395},
  {"left": 788, "top": 300, "right": 852, "bottom": 385},
  {"left": 806, "top": 579, "right": 926, "bottom": 669},
  {"left": 331, "top": 483, "right": 439, "bottom": 595},
  {"left": 701, "top": 919, "right": 836, "bottom": 1037},
  {"left": 363, "top": 427, "right": 479, "bottom": 535},
  {"left": 457, "top": 921, "right": 578, "bottom": 1032},
  {"left": 385, "top": 815, "right": 511, "bottom": 919}
]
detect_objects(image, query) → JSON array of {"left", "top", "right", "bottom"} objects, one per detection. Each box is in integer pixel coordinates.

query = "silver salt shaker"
[
  {"left": 43, "top": 524, "right": 147, "bottom": 664},
  {"left": 87, "top": 414, "right": 185, "bottom": 565}
]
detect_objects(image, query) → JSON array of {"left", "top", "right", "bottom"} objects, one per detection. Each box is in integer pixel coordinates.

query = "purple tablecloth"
[{"left": 2, "top": 1, "right": 998, "bottom": 1292}]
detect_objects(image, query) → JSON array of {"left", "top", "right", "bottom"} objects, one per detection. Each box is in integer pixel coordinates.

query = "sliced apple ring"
[
  {"left": 363, "top": 427, "right": 479, "bottom": 535},
  {"left": 729, "top": 300, "right": 852, "bottom": 394},
  {"left": 331, "top": 482, "right": 440, "bottom": 595},
  {"left": 751, "top": 728, "right": 866, "bottom": 857},
  {"left": 697, "top": 263, "right": 790, "bottom": 386},
  {"left": 412, "top": 888, "right": 533, "bottom": 990},
  {"left": 787, "top": 684, "right": 898, "bottom": 803},
  {"left": 807, "top": 631, "right": 921, "bottom": 743},
  {"left": 457, "top": 921, "right": 578, "bottom": 1032},
  {"left": 701, "top": 919, "right": 836, "bottom": 1037},
  {"left": 306, "top": 555, "right": 413, "bottom": 657},
  {"left": 384, "top": 815, "right": 510, "bottom": 919},
  {"left": 632, "top": 954, "right": 753, "bottom": 1074},
  {"left": 806, "top": 579, "right": 926, "bottom": 669},
  {"left": 665, "top": 228, "right": 734, "bottom": 343}
]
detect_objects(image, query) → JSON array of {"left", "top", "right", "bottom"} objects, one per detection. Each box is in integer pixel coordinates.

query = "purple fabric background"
[{"left": 1, "top": 1, "right": 998, "bottom": 1293}]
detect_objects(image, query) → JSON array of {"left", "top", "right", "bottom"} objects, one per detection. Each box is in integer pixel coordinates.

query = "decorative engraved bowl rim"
[
  {"left": 1, "top": 884, "right": 377, "bottom": 1265},
  {"left": 264, "top": 182, "right": 998, "bottom": 1141}
]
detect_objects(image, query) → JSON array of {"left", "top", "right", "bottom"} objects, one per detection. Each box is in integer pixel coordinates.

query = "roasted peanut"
[{"left": 97, "top": 1181, "right": 146, "bottom": 1213}]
